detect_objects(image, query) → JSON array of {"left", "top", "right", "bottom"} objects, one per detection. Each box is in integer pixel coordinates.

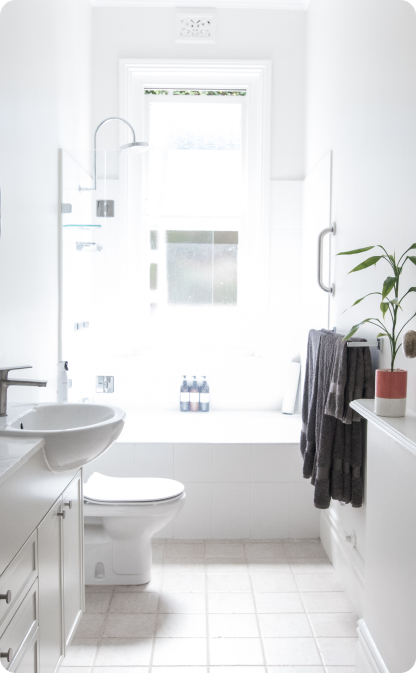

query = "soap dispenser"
[
  {"left": 180, "top": 375, "right": 190, "bottom": 412},
  {"left": 199, "top": 376, "right": 210, "bottom": 412},
  {"left": 57, "top": 361, "right": 69, "bottom": 403},
  {"left": 190, "top": 376, "right": 200, "bottom": 412}
]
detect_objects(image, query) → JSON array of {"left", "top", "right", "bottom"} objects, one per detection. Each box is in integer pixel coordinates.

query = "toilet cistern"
[{"left": 0, "top": 366, "right": 47, "bottom": 417}]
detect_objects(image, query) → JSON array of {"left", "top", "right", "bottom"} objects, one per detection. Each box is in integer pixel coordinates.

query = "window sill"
[{"left": 119, "top": 409, "right": 301, "bottom": 444}]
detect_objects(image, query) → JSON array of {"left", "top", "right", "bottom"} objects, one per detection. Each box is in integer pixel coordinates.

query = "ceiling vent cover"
[{"left": 175, "top": 7, "right": 216, "bottom": 44}]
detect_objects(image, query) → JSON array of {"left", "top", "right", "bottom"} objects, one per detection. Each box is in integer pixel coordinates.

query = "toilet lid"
[{"left": 84, "top": 472, "right": 185, "bottom": 504}]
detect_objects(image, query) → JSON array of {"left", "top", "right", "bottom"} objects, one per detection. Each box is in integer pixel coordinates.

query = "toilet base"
[{"left": 84, "top": 527, "right": 153, "bottom": 585}]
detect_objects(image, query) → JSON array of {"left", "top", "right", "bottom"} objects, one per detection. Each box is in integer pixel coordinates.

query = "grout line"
[
  {"left": 204, "top": 539, "right": 210, "bottom": 673},
  {"left": 244, "top": 542, "right": 268, "bottom": 673},
  {"left": 286, "top": 547, "right": 328, "bottom": 673},
  {"left": 149, "top": 540, "right": 165, "bottom": 673}
]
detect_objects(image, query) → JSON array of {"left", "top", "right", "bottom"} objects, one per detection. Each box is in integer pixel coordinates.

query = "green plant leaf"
[
  {"left": 348, "top": 256, "right": 384, "bottom": 273},
  {"left": 342, "top": 292, "right": 381, "bottom": 313},
  {"left": 382, "top": 276, "right": 397, "bottom": 299},
  {"left": 407, "top": 256, "right": 416, "bottom": 266},
  {"left": 380, "top": 302, "right": 389, "bottom": 318},
  {"left": 337, "top": 246, "right": 375, "bottom": 256},
  {"left": 377, "top": 332, "right": 389, "bottom": 338},
  {"left": 342, "top": 318, "right": 373, "bottom": 342}
]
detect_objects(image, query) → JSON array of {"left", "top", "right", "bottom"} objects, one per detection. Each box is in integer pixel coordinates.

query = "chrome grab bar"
[{"left": 318, "top": 222, "right": 336, "bottom": 294}]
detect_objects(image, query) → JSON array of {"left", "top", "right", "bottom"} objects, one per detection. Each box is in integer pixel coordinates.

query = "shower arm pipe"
[{"left": 79, "top": 117, "right": 136, "bottom": 191}]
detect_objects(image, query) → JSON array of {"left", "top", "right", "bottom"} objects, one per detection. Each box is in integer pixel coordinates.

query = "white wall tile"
[
  {"left": 251, "top": 445, "right": 291, "bottom": 483},
  {"left": 135, "top": 443, "right": 174, "bottom": 479},
  {"left": 213, "top": 484, "right": 250, "bottom": 539},
  {"left": 251, "top": 483, "right": 289, "bottom": 539},
  {"left": 213, "top": 444, "right": 251, "bottom": 482},
  {"left": 174, "top": 483, "right": 212, "bottom": 539},
  {"left": 174, "top": 444, "right": 213, "bottom": 483},
  {"left": 289, "top": 443, "right": 305, "bottom": 482},
  {"left": 82, "top": 443, "right": 135, "bottom": 481},
  {"left": 289, "top": 482, "right": 320, "bottom": 538}
]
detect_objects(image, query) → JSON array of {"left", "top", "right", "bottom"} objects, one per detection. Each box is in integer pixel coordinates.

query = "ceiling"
[{"left": 90, "top": 0, "right": 309, "bottom": 9}]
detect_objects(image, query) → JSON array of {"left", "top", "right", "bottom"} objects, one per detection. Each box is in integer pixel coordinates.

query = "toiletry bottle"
[
  {"left": 57, "top": 361, "right": 69, "bottom": 403},
  {"left": 199, "top": 376, "right": 210, "bottom": 412},
  {"left": 190, "top": 376, "right": 200, "bottom": 412},
  {"left": 180, "top": 375, "right": 190, "bottom": 412}
]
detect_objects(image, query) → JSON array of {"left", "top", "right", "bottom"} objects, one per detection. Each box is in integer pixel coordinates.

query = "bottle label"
[
  {"left": 190, "top": 392, "right": 199, "bottom": 403},
  {"left": 180, "top": 393, "right": 190, "bottom": 402},
  {"left": 200, "top": 393, "right": 210, "bottom": 403}
]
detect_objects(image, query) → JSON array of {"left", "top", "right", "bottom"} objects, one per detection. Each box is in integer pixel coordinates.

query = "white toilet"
[{"left": 83, "top": 472, "right": 186, "bottom": 585}]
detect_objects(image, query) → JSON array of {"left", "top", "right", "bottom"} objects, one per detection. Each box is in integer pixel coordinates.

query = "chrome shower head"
[{"left": 120, "top": 141, "right": 149, "bottom": 154}]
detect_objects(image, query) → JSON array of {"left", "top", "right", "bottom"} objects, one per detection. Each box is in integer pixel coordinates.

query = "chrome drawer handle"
[
  {"left": 64, "top": 501, "right": 72, "bottom": 509},
  {"left": 0, "top": 648, "right": 13, "bottom": 663},
  {"left": 57, "top": 510, "right": 66, "bottom": 519},
  {"left": 0, "top": 590, "right": 11, "bottom": 604}
]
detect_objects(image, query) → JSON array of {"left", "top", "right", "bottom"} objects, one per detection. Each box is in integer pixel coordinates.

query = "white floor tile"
[
  {"left": 63, "top": 668, "right": 92, "bottom": 673},
  {"left": 210, "top": 668, "right": 265, "bottom": 673},
  {"left": 62, "top": 639, "right": 99, "bottom": 667},
  {"left": 209, "top": 638, "right": 264, "bottom": 665},
  {"left": 302, "top": 592, "right": 355, "bottom": 613},
  {"left": 95, "top": 639, "right": 153, "bottom": 666},
  {"left": 113, "top": 575, "right": 162, "bottom": 593},
  {"left": 284, "top": 540, "right": 327, "bottom": 558},
  {"left": 84, "top": 592, "right": 113, "bottom": 613},
  {"left": 248, "top": 561, "right": 291, "bottom": 574},
  {"left": 206, "top": 559, "right": 248, "bottom": 574},
  {"left": 164, "top": 560, "right": 205, "bottom": 574},
  {"left": 244, "top": 542, "right": 286, "bottom": 559},
  {"left": 251, "top": 573, "right": 298, "bottom": 593},
  {"left": 103, "top": 614, "right": 156, "bottom": 638},
  {"left": 209, "top": 614, "right": 260, "bottom": 637},
  {"left": 75, "top": 614, "right": 106, "bottom": 638},
  {"left": 325, "top": 668, "right": 355, "bottom": 673},
  {"left": 162, "top": 573, "right": 205, "bottom": 593},
  {"left": 258, "top": 614, "right": 313, "bottom": 637},
  {"left": 93, "top": 668, "right": 148, "bottom": 673},
  {"left": 156, "top": 613, "right": 207, "bottom": 637},
  {"left": 207, "top": 573, "right": 252, "bottom": 593},
  {"left": 158, "top": 592, "right": 206, "bottom": 613},
  {"left": 290, "top": 558, "right": 335, "bottom": 574},
  {"left": 264, "top": 638, "right": 321, "bottom": 665},
  {"left": 268, "top": 668, "right": 324, "bottom": 673},
  {"left": 165, "top": 542, "right": 205, "bottom": 560},
  {"left": 109, "top": 593, "right": 159, "bottom": 614},
  {"left": 310, "top": 613, "right": 358, "bottom": 637},
  {"left": 208, "top": 593, "right": 256, "bottom": 614},
  {"left": 255, "top": 593, "right": 305, "bottom": 614},
  {"left": 150, "top": 669, "right": 206, "bottom": 673},
  {"left": 317, "top": 638, "right": 358, "bottom": 666},
  {"left": 296, "top": 573, "right": 344, "bottom": 592},
  {"left": 153, "top": 638, "right": 208, "bottom": 666},
  {"left": 205, "top": 542, "right": 245, "bottom": 559}
]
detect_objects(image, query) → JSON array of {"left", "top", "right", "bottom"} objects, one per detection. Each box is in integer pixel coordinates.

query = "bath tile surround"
[
  {"left": 83, "top": 443, "right": 319, "bottom": 539},
  {"left": 62, "top": 539, "right": 358, "bottom": 669}
]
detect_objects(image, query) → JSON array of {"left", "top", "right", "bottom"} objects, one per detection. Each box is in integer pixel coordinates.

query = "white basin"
[{"left": 0, "top": 403, "right": 125, "bottom": 472}]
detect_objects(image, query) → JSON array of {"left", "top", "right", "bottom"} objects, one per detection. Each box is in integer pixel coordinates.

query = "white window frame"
[{"left": 119, "top": 59, "right": 272, "bottom": 355}]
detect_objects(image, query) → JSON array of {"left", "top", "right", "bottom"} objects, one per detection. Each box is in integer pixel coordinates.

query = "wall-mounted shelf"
[
  {"left": 76, "top": 242, "right": 103, "bottom": 252},
  {"left": 63, "top": 225, "right": 102, "bottom": 229}
]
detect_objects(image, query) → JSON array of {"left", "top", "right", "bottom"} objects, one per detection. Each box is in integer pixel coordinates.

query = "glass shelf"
[{"left": 63, "top": 224, "right": 102, "bottom": 229}]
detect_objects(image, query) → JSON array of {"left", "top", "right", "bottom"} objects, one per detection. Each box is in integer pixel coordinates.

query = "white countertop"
[
  {"left": 119, "top": 410, "right": 302, "bottom": 444},
  {"left": 350, "top": 399, "right": 416, "bottom": 457},
  {"left": 0, "top": 436, "right": 45, "bottom": 486}
]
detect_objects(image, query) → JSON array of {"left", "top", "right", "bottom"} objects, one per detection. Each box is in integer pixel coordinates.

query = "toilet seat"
[{"left": 84, "top": 472, "right": 185, "bottom": 504}]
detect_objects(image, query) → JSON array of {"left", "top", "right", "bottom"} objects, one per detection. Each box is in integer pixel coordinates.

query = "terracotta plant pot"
[{"left": 375, "top": 369, "right": 408, "bottom": 417}]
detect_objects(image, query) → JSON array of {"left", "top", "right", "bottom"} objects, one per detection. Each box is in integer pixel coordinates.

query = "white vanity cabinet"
[{"left": 0, "top": 460, "right": 84, "bottom": 673}]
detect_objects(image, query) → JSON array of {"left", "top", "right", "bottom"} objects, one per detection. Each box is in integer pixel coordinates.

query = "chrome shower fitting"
[{"left": 79, "top": 117, "right": 149, "bottom": 191}]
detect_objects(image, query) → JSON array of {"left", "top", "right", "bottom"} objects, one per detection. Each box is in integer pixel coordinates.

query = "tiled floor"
[{"left": 62, "top": 539, "right": 357, "bottom": 672}]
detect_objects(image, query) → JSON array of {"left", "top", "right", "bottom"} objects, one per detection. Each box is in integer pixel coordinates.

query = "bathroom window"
[{"left": 121, "top": 61, "right": 271, "bottom": 352}]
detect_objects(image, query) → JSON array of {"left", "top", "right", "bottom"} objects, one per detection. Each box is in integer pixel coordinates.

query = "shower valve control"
[
  {"left": 96, "top": 200, "right": 114, "bottom": 217},
  {"left": 96, "top": 376, "right": 114, "bottom": 393}
]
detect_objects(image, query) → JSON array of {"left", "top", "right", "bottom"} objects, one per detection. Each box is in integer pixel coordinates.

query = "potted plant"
[{"left": 339, "top": 243, "right": 416, "bottom": 417}]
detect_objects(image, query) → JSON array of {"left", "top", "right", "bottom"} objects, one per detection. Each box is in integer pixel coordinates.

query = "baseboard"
[
  {"left": 320, "top": 509, "right": 365, "bottom": 617},
  {"left": 356, "top": 620, "right": 390, "bottom": 673}
]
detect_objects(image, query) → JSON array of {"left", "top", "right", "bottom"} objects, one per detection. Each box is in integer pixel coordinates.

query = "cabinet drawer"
[
  {"left": 0, "top": 580, "right": 38, "bottom": 671},
  {"left": 11, "top": 628, "right": 39, "bottom": 673},
  {"left": 0, "top": 533, "right": 37, "bottom": 627}
]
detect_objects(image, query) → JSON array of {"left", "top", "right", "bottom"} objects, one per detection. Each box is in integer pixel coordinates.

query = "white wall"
[
  {"left": 305, "top": 0, "right": 416, "bottom": 578},
  {"left": 0, "top": 0, "right": 92, "bottom": 403}
]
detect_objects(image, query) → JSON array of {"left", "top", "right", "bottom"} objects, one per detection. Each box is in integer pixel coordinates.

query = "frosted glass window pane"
[
  {"left": 148, "top": 103, "right": 242, "bottom": 217},
  {"left": 164, "top": 231, "right": 238, "bottom": 306}
]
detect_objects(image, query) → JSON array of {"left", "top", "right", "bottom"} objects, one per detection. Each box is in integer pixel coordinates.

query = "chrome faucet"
[{"left": 0, "top": 366, "right": 47, "bottom": 417}]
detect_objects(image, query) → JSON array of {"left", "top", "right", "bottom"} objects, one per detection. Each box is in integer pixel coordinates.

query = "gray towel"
[{"left": 301, "top": 329, "right": 374, "bottom": 509}]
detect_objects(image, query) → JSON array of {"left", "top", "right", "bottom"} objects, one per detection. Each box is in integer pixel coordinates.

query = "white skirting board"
[
  {"left": 356, "top": 620, "right": 390, "bottom": 673},
  {"left": 320, "top": 509, "right": 365, "bottom": 617}
]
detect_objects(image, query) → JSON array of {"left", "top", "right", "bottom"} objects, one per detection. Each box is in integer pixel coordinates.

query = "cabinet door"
[
  {"left": 62, "top": 473, "right": 83, "bottom": 649},
  {"left": 13, "top": 628, "right": 39, "bottom": 673},
  {"left": 37, "top": 499, "right": 63, "bottom": 673}
]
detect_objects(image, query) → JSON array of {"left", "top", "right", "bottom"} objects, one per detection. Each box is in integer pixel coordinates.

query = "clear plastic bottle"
[
  {"left": 190, "top": 376, "right": 200, "bottom": 412},
  {"left": 180, "top": 375, "right": 190, "bottom": 412},
  {"left": 199, "top": 376, "right": 210, "bottom": 412}
]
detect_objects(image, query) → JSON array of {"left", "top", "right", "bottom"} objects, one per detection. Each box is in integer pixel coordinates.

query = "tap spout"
[{"left": 5, "top": 379, "right": 48, "bottom": 388}]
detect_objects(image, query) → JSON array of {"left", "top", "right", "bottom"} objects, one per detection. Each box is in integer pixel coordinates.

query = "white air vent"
[{"left": 175, "top": 7, "right": 216, "bottom": 44}]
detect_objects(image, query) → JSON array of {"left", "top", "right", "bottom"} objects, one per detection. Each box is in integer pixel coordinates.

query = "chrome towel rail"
[
  {"left": 318, "top": 222, "right": 336, "bottom": 294},
  {"left": 347, "top": 338, "right": 383, "bottom": 351}
]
